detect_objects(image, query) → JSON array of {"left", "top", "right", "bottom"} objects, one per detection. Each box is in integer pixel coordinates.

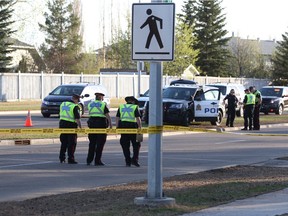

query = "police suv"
[{"left": 144, "top": 85, "right": 225, "bottom": 126}]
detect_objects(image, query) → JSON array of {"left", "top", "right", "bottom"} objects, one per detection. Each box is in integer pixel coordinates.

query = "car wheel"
[
  {"left": 264, "top": 111, "right": 269, "bottom": 115},
  {"left": 210, "top": 111, "right": 223, "bottom": 126},
  {"left": 42, "top": 113, "right": 50, "bottom": 118},
  {"left": 236, "top": 107, "right": 243, "bottom": 117},
  {"left": 276, "top": 105, "right": 283, "bottom": 115},
  {"left": 182, "top": 112, "right": 190, "bottom": 127}
]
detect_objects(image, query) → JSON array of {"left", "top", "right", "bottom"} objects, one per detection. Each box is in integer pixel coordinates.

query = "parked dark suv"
[{"left": 260, "top": 86, "right": 288, "bottom": 115}]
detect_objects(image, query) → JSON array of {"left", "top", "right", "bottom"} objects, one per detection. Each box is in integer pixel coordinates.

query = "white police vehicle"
[
  {"left": 144, "top": 85, "right": 225, "bottom": 126},
  {"left": 206, "top": 83, "right": 246, "bottom": 117}
]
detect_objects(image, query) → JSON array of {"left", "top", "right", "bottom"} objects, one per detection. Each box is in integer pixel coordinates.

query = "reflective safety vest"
[
  {"left": 59, "top": 102, "right": 77, "bottom": 123},
  {"left": 246, "top": 93, "right": 256, "bottom": 105},
  {"left": 254, "top": 90, "right": 261, "bottom": 103},
  {"left": 88, "top": 100, "right": 106, "bottom": 117},
  {"left": 119, "top": 104, "right": 137, "bottom": 122}
]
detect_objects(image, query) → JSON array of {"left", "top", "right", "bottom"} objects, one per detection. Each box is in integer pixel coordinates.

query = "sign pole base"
[{"left": 134, "top": 197, "right": 175, "bottom": 207}]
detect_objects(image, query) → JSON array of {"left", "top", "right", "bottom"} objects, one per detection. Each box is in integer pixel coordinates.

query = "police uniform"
[
  {"left": 242, "top": 90, "right": 255, "bottom": 130},
  {"left": 86, "top": 92, "right": 111, "bottom": 166},
  {"left": 59, "top": 95, "right": 81, "bottom": 164},
  {"left": 250, "top": 86, "right": 262, "bottom": 130},
  {"left": 116, "top": 96, "right": 142, "bottom": 167},
  {"left": 223, "top": 90, "right": 238, "bottom": 127}
]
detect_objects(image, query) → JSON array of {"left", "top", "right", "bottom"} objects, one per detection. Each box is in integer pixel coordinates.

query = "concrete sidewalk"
[
  {"left": 182, "top": 188, "right": 288, "bottom": 216},
  {"left": 182, "top": 158, "right": 288, "bottom": 216}
]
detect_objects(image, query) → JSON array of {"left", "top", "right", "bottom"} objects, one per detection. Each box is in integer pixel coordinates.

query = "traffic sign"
[{"left": 132, "top": 3, "right": 175, "bottom": 61}]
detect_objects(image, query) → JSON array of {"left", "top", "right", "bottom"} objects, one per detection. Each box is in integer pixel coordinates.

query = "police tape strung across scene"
[{"left": 0, "top": 126, "right": 218, "bottom": 134}]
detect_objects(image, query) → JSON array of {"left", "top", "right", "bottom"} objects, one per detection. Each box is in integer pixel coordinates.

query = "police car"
[{"left": 145, "top": 85, "right": 225, "bottom": 126}]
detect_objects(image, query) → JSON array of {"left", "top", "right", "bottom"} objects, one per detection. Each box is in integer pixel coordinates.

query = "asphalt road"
[
  {"left": 0, "top": 110, "right": 118, "bottom": 129},
  {"left": 0, "top": 130, "right": 288, "bottom": 202}
]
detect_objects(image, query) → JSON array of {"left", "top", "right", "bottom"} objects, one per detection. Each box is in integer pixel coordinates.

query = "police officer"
[
  {"left": 223, "top": 89, "right": 238, "bottom": 127},
  {"left": 116, "top": 96, "right": 142, "bottom": 167},
  {"left": 86, "top": 92, "right": 112, "bottom": 166},
  {"left": 59, "top": 94, "right": 82, "bottom": 164},
  {"left": 242, "top": 89, "right": 255, "bottom": 130},
  {"left": 249, "top": 86, "right": 262, "bottom": 130}
]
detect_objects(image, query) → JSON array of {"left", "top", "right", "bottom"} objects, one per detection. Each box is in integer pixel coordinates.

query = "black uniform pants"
[
  {"left": 243, "top": 105, "right": 254, "bottom": 130},
  {"left": 226, "top": 106, "right": 236, "bottom": 127},
  {"left": 253, "top": 105, "right": 260, "bottom": 129},
  {"left": 120, "top": 134, "right": 141, "bottom": 165},
  {"left": 59, "top": 133, "right": 77, "bottom": 162},
  {"left": 87, "top": 133, "right": 107, "bottom": 164}
]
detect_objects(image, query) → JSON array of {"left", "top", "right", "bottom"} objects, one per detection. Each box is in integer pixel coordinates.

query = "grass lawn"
[{"left": 0, "top": 98, "right": 125, "bottom": 111}]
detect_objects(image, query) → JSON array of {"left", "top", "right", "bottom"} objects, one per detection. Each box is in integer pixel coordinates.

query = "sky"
[{"left": 12, "top": 0, "right": 288, "bottom": 50}]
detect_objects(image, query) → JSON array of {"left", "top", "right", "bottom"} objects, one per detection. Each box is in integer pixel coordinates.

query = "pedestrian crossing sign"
[{"left": 132, "top": 3, "right": 175, "bottom": 61}]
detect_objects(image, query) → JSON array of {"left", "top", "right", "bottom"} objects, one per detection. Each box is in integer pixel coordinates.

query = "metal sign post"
[{"left": 133, "top": 0, "right": 175, "bottom": 206}]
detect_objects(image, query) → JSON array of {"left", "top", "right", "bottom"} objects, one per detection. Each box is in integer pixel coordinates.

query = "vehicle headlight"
[
  {"left": 169, "top": 104, "right": 183, "bottom": 109},
  {"left": 42, "top": 100, "right": 49, "bottom": 105}
]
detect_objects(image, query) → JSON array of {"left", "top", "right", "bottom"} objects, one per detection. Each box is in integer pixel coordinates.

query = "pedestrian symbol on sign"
[{"left": 140, "top": 9, "right": 164, "bottom": 49}]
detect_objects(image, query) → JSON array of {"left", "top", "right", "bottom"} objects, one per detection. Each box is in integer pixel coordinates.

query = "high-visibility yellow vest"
[
  {"left": 88, "top": 100, "right": 106, "bottom": 117},
  {"left": 246, "top": 93, "right": 256, "bottom": 105},
  {"left": 119, "top": 104, "right": 137, "bottom": 122},
  {"left": 254, "top": 90, "right": 261, "bottom": 103},
  {"left": 59, "top": 102, "right": 77, "bottom": 122}
]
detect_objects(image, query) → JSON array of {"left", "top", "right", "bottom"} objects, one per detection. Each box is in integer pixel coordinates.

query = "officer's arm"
[
  {"left": 105, "top": 113, "right": 112, "bottom": 128},
  {"left": 74, "top": 106, "right": 82, "bottom": 128},
  {"left": 136, "top": 117, "right": 142, "bottom": 129},
  {"left": 76, "top": 119, "right": 82, "bottom": 129},
  {"left": 258, "top": 93, "right": 262, "bottom": 104},
  {"left": 115, "top": 109, "right": 120, "bottom": 128}
]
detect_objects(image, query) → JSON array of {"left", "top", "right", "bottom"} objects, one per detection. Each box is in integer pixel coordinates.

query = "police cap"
[
  {"left": 125, "top": 96, "right": 138, "bottom": 104},
  {"left": 95, "top": 92, "right": 105, "bottom": 96},
  {"left": 72, "top": 94, "right": 81, "bottom": 100}
]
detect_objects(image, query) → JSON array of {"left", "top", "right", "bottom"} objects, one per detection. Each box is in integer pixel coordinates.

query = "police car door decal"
[{"left": 194, "top": 90, "right": 221, "bottom": 118}]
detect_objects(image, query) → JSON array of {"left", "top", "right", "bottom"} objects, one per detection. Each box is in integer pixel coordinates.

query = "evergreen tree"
[
  {"left": 0, "top": 0, "right": 15, "bottom": 72},
  {"left": 272, "top": 30, "right": 288, "bottom": 85},
  {"left": 39, "top": 0, "right": 83, "bottom": 73},
  {"left": 178, "top": 0, "right": 197, "bottom": 28},
  {"left": 182, "top": 0, "right": 230, "bottom": 76}
]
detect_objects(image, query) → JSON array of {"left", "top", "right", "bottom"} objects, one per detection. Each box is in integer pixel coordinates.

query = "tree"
[
  {"left": 227, "top": 37, "right": 269, "bottom": 78},
  {"left": 39, "top": 0, "right": 83, "bottom": 73},
  {"left": 182, "top": 0, "right": 230, "bottom": 76},
  {"left": 163, "top": 21, "right": 199, "bottom": 76},
  {"left": 272, "top": 30, "right": 288, "bottom": 85},
  {"left": 0, "top": 0, "right": 16, "bottom": 72},
  {"left": 178, "top": 0, "right": 197, "bottom": 28},
  {"left": 106, "top": 14, "right": 134, "bottom": 69}
]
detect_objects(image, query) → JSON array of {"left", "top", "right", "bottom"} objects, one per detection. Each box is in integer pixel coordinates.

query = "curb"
[
  {"left": 0, "top": 130, "right": 202, "bottom": 146},
  {"left": 1, "top": 123, "right": 287, "bottom": 146}
]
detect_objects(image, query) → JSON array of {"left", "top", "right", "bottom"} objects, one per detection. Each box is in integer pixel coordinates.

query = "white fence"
[{"left": 0, "top": 72, "right": 270, "bottom": 101}]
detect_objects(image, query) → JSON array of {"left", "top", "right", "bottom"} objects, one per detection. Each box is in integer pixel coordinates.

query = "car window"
[
  {"left": 204, "top": 90, "right": 219, "bottom": 100},
  {"left": 207, "top": 85, "right": 227, "bottom": 95},
  {"left": 163, "top": 87, "right": 197, "bottom": 100},
  {"left": 260, "top": 88, "right": 283, "bottom": 97},
  {"left": 50, "top": 86, "right": 84, "bottom": 96},
  {"left": 142, "top": 89, "right": 150, "bottom": 97}
]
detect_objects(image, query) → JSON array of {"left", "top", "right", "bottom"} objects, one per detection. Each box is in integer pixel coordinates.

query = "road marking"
[
  {"left": 0, "top": 161, "right": 53, "bottom": 169},
  {"left": 215, "top": 140, "right": 246, "bottom": 145}
]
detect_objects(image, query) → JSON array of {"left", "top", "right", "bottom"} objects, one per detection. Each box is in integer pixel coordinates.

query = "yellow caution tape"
[{"left": 0, "top": 125, "right": 219, "bottom": 134}]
